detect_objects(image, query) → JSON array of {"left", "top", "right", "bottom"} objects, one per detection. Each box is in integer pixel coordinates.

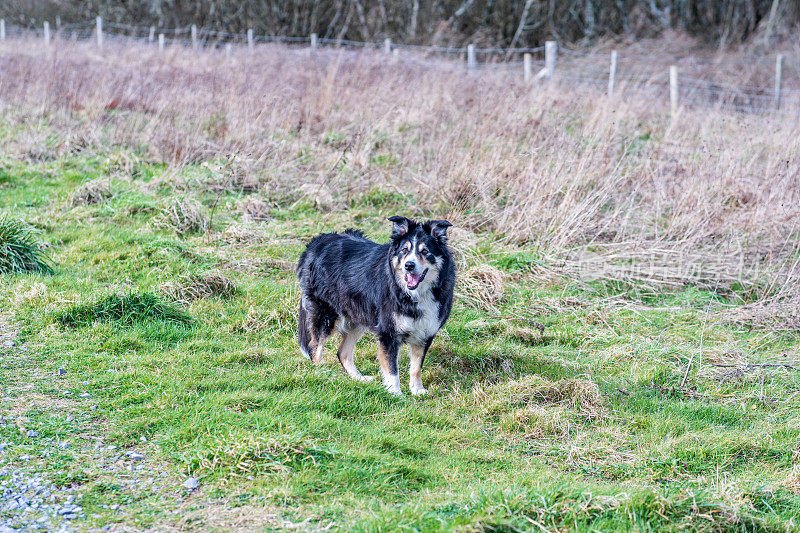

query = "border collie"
[{"left": 296, "top": 217, "right": 455, "bottom": 395}]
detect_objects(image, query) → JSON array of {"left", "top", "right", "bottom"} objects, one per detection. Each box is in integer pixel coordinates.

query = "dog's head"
[{"left": 388, "top": 216, "right": 452, "bottom": 296}]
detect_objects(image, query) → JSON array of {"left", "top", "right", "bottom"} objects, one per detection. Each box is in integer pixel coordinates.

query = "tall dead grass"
[{"left": 1, "top": 38, "right": 798, "bottom": 301}]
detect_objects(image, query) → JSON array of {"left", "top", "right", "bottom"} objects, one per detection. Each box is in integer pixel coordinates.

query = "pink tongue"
[{"left": 405, "top": 273, "right": 421, "bottom": 288}]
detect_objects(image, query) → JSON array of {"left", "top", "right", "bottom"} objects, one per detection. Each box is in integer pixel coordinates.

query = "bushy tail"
[{"left": 297, "top": 299, "right": 313, "bottom": 360}]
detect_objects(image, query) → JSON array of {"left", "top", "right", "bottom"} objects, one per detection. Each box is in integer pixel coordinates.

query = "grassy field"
[{"left": 1, "top": 39, "right": 800, "bottom": 531}]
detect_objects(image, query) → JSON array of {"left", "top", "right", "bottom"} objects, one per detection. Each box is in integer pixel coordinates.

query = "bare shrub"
[
  {"left": 159, "top": 272, "right": 238, "bottom": 303},
  {"left": 155, "top": 198, "right": 210, "bottom": 236},
  {"left": 70, "top": 178, "right": 112, "bottom": 206}
]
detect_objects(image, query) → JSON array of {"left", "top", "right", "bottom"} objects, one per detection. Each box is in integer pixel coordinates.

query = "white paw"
[
  {"left": 385, "top": 385, "right": 403, "bottom": 396},
  {"left": 357, "top": 375, "right": 376, "bottom": 383},
  {"left": 383, "top": 380, "right": 403, "bottom": 396},
  {"left": 410, "top": 385, "right": 428, "bottom": 396}
]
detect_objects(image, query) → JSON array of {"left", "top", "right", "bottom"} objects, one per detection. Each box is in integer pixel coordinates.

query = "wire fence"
[{"left": 1, "top": 17, "right": 798, "bottom": 117}]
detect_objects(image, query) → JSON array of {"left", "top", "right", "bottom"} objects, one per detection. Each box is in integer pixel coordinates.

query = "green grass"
[
  {"left": 1, "top": 151, "right": 799, "bottom": 531},
  {"left": 55, "top": 293, "right": 193, "bottom": 328},
  {"left": 0, "top": 215, "right": 54, "bottom": 274}
]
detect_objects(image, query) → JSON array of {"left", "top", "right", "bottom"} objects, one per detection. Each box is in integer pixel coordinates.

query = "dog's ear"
[
  {"left": 388, "top": 216, "right": 412, "bottom": 240},
  {"left": 424, "top": 220, "right": 452, "bottom": 243}
]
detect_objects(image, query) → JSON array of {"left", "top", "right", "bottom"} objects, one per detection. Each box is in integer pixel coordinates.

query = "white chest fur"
[{"left": 394, "top": 291, "right": 441, "bottom": 346}]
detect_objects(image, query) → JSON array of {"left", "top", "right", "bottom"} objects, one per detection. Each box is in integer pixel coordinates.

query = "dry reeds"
[{"left": 1, "top": 38, "right": 798, "bottom": 305}]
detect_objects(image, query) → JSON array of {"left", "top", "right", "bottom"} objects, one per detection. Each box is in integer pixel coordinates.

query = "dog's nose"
[{"left": 404, "top": 261, "right": 416, "bottom": 272}]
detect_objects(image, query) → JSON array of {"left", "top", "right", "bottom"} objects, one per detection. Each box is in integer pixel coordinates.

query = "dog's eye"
[{"left": 419, "top": 247, "right": 428, "bottom": 255}]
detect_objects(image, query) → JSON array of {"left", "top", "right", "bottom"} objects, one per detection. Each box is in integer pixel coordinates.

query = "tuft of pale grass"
[
  {"left": 477, "top": 375, "right": 605, "bottom": 418},
  {"left": 69, "top": 178, "right": 112, "bottom": 206},
  {"left": 456, "top": 264, "right": 505, "bottom": 313},
  {"left": 155, "top": 198, "right": 210, "bottom": 236},
  {"left": 719, "top": 292, "right": 800, "bottom": 332},
  {"left": 238, "top": 196, "right": 271, "bottom": 222},
  {"left": 159, "top": 272, "right": 238, "bottom": 303},
  {"left": 0, "top": 216, "right": 54, "bottom": 275}
]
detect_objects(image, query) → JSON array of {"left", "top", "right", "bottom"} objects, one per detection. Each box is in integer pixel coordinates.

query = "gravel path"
[{"left": 0, "top": 318, "right": 82, "bottom": 532}]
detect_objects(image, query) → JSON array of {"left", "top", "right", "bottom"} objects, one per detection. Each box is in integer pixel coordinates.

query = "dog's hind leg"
[
  {"left": 337, "top": 326, "right": 373, "bottom": 382},
  {"left": 310, "top": 302, "right": 338, "bottom": 364},
  {"left": 298, "top": 299, "right": 314, "bottom": 360}
]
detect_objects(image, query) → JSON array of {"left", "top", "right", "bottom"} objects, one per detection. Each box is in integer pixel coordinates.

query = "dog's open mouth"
[{"left": 405, "top": 268, "right": 428, "bottom": 290}]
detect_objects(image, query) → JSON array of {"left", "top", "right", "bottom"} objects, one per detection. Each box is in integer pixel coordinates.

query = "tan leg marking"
[
  {"left": 311, "top": 330, "right": 332, "bottom": 364},
  {"left": 409, "top": 345, "right": 427, "bottom": 396},
  {"left": 338, "top": 327, "right": 373, "bottom": 382}
]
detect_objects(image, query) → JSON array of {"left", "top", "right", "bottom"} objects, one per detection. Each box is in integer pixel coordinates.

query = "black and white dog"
[{"left": 296, "top": 217, "right": 455, "bottom": 395}]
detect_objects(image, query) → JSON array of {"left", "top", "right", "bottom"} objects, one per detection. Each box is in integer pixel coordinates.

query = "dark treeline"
[{"left": 7, "top": 0, "right": 798, "bottom": 48}]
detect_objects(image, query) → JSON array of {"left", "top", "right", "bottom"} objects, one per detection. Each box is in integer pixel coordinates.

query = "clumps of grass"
[
  {"left": 456, "top": 263, "right": 505, "bottom": 312},
  {"left": 491, "top": 375, "right": 604, "bottom": 415},
  {"left": 187, "top": 432, "right": 328, "bottom": 482},
  {"left": 69, "top": 178, "right": 112, "bottom": 206},
  {"left": 231, "top": 299, "right": 296, "bottom": 339},
  {"left": 155, "top": 197, "right": 210, "bottom": 235},
  {"left": 55, "top": 293, "right": 192, "bottom": 328},
  {"left": 297, "top": 183, "right": 334, "bottom": 210},
  {"left": 159, "top": 272, "right": 238, "bottom": 303},
  {"left": 238, "top": 196, "right": 271, "bottom": 222},
  {"left": 720, "top": 292, "right": 800, "bottom": 332},
  {"left": 470, "top": 375, "right": 606, "bottom": 441},
  {"left": 0, "top": 216, "right": 54, "bottom": 275}
]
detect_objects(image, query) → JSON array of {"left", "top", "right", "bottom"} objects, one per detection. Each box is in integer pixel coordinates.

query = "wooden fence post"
[
  {"left": 0, "top": 19, "right": 5, "bottom": 41},
  {"left": 467, "top": 44, "right": 477, "bottom": 71},
  {"left": 670, "top": 65, "right": 678, "bottom": 118},
  {"left": 158, "top": 33, "right": 165, "bottom": 51},
  {"left": 43, "top": 21, "right": 50, "bottom": 45},
  {"left": 191, "top": 24, "right": 198, "bottom": 51},
  {"left": 392, "top": 48, "right": 399, "bottom": 64},
  {"left": 523, "top": 53, "right": 532, "bottom": 82},
  {"left": 310, "top": 33, "right": 318, "bottom": 50},
  {"left": 96, "top": 17, "right": 102, "bottom": 48},
  {"left": 247, "top": 29, "right": 254, "bottom": 50},
  {"left": 544, "top": 41, "right": 557, "bottom": 78},
  {"left": 775, "top": 54, "right": 784, "bottom": 109},
  {"left": 55, "top": 16, "right": 61, "bottom": 30},
  {"left": 608, "top": 50, "right": 618, "bottom": 96},
  {"left": 384, "top": 38, "right": 391, "bottom": 53},
  {"left": 148, "top": 26, "right": 155, "bottom": 43}
]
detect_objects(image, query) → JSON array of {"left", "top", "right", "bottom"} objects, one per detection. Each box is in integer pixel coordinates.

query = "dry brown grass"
[
  {"left": 159, "top": 272, "right": 238, "bottom": 303},
  {"left": 69, "top": 178, "right": 112, "bottom": 206},
  {"left": 155, "top": 197, "right": 210, "bottom": 236},
  {"left": 719, "top": 292, "right": 800, "bottom": 332},
  {"left": 237, "top": 196, "right": 271, "bottom": 222},
  {"left": 1, "top": 38, "right": 798, "bottom": 303}
]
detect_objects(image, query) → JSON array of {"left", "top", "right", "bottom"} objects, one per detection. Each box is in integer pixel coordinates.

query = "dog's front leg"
[
  {"left": 377, "top": 334, "right": 402, "bottom": 395},
  {"left": 409, "top": 344, "right": 428, "bottom": 396}
]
